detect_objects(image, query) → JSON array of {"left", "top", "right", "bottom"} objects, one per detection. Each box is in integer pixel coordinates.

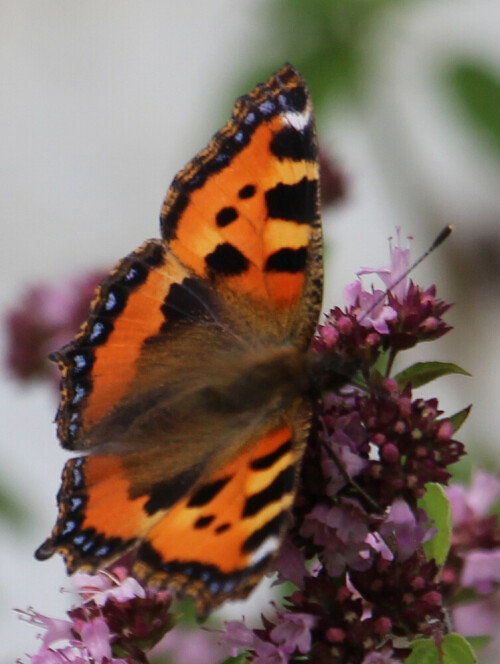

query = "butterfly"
[{"left": 35, "top": 64, "right": 350, "bottom": 617}]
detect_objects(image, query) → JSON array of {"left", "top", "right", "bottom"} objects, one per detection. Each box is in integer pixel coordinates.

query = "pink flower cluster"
[
  {"left": 315, "top": 232, "right": 451, "bottom": 362},
  {"left": 18, "top": 569, "right": 173, "bottom": 664},
  {"left": 220, "top": 232, "right": 466, "bottom": 663}
]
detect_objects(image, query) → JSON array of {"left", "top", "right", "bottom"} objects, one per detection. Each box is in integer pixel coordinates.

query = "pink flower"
[
  {"left": 220, "top": 621, "right": 288, "bottom": 663},
  {"left": 80, "top": 618, "right": 112, "bottom": 663},
  {"left": 381, "top": 500, "right": 434, "bottom": 561},
  {"left": 343, "top": 280, "right": 398, "bottom": 333},
  {"left": 16, "top": 609, "right": 73, "bottom": 649},
  {"left": 444, "top": 471, "right": 500, "bottom": 597},
  {"left": 272, "top": 538, "right": 309, "bottom": 589},
  {"left": 222, "top": 620, "right": 259, "bottom": 655},
  {"left": 30, "top": 646, "right": 89, "bottom": 664},
  {"left": 361, "top": 647, "right": 403, "bottom": 664},
  {"left": 317, "top": 403, "right": 369, "bottom": 496},
  {"left": 452, "top": 590, "right": 500, "bottom": 662},
  {"left": 300, "top": 499, "right": 374, "bottom": 576},
  {"left": 71, "top": 569, "right": 146, "bottom": 606},
  {"left": 154, "top": 626, "right": 230, "bottom": 664},
  {"left": 358, "top": 228, "right": 411, "bottom": 302},
  {"left": 270, "top": 611, "right": 317, "bottom": 654},
  {"left": 461, "top": 550, "right": 500, "bottom": 594},
  {"left": 448, "top": 471, "right": 500, "bottom": 526}
]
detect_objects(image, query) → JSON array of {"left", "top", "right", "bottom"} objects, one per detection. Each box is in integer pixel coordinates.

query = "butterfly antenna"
[{"left": 358, "top": 225, "right": 453, "bottom": 324}]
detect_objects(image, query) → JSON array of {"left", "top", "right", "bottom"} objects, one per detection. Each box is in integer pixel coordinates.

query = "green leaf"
[
  {"left": 447, "top": 405, "right": 472, "bottom": 433},
  {"left": 407, "top": 639, "right": 440, "bottom": 664},
  {"left": 418, "top": 483, "right": 452, "bottom": 567},
  {"left": 394, "top": 362, "right": 470, "bottom": 390},
  {"left": 465, "top": 635, "right": 492, "bottom": 651},
  {"left": 442, "top": 633, "right": 478, "bottom": 664},
  {"left": 448, "top": 60, "right": 500, "bottom": 161},
  {"left": 218, "top": 656, "right": 249, "bottom": 664},
  {"left": 407, "top": 634, "right": 477, "bottom": 664},
  {"left": 373, "top": 348, "right": 391, "bottom": 376}
]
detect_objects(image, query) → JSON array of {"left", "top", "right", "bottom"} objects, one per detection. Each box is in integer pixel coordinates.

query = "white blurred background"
[{"left": 2, "top": 1, "right": 500, "bottom": 660}]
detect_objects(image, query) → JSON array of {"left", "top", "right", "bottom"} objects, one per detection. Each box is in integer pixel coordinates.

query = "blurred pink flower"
[{"left": 5, "top": 272, "right": 103, "bottom": 384}]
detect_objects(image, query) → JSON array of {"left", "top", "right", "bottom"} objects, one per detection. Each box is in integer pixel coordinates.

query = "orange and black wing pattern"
[
  {"left": 36, "top": 64, "right": 323, "bottom": 614},
  {"left": 161, "top": 63, "right": 322, "bottom": 344}
]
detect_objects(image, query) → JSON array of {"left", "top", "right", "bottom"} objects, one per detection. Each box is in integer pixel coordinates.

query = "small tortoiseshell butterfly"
[{"left": 36, "top": 64, "right": 349, "bottom": 616}]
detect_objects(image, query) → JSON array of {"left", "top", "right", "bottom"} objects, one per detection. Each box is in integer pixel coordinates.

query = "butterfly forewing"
[{"left": 161, "top": 64, "right": 322, "bottom": 345}]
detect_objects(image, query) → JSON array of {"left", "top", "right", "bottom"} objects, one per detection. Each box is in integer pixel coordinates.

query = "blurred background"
[{"left": 2, "top": 0, "right": 500, "bottom": 660}]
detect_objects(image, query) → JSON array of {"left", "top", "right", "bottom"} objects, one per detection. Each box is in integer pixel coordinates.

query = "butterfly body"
[{"left": 36, "top": 64, "right": 337, "bottom": 616}]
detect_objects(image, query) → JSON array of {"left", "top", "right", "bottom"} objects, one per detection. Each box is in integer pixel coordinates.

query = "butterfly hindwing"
[
  {"left": 37, "top": 64, "right": 323, "bottom": 613},
  {"left": 36, "top": 404, "right": 311, "bottom": 615}
]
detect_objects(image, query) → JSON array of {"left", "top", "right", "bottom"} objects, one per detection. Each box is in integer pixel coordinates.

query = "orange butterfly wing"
[
  {"left": 161, "top": 63, "right": 322, "bottom": 343},
  {"left": 36, "top": 64, "right": 322, "bottom": 614}
]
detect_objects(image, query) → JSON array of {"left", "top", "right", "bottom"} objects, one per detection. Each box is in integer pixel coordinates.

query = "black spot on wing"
[
  {"left": 161, "top": 277, "right": 220, "bottom": 327},
  {"left": 195, "top": 515, "right": 215, "bottom": 529},
  {"left": 270, "top": 125, "right": 316, "bottom": 162},
  {"left": 238, "top": 184, "right": 256, "bottom": 199},
  {"left": 205, "top": 243, "right": 249, "bottom": 277},
  {"left": 144, "top": 464, "right": 206, "bottom": 515},
  {"left": 265, "top": 177, "right": 317, "bottom": 223},
  {"left": 265, "top": 247, "right": 307, "bottom": 274},
  {"left": 250, "top": 439, "right": 292, "bottom": 470},
  {"left": 242, "top": 466, "right": 294, "bottom": 518},
  {"left": 216, "top": 207, "right": 238, "bottom": 227},
  {"left": 215, "top": 523, "right": 230, "bottom": 534},
  {"left": 188, "top": 477, "right": 231, "bottom": 508}
]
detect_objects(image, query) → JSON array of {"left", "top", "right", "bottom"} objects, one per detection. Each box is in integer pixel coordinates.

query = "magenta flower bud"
[
  {"left": 372, "top": 433, "right": 386, "bottom": 446},
  {"left": 381, "top": 443, "right": 400, "bottom": 463},
  {"left": 320, "top": 324, "right": 339, "bottom": 347},
  {"left": 420, "top": 316, "right": 439, "bottom": 331},
  {"left": 366, "top": 332, "right": 381, "bottom": 346},
  {"left": 382, "top": 378, "right": 399, "bottom": 394},
  {"left": 373, "top": 617, "right": 392, "bottom": 635},
  {"left": 326, "top": 627, "right": 346, "bottom": 643},
  {"left": 338, "top": 316, "right": 353, "bottom": 334},
  {"left": 437, "top": 420, "right": 453, "bottom": 440},
  {"left": 422, "top": 591, "right": 442, "bottom": 605}
]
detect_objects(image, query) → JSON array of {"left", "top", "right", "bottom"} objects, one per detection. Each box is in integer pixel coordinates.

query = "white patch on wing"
[
  {"left": 282, "top": 109, "right": 311, "bottom": 131},
  {"left": 249, "top": 535, "right": 281, "bottom": 566}
]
